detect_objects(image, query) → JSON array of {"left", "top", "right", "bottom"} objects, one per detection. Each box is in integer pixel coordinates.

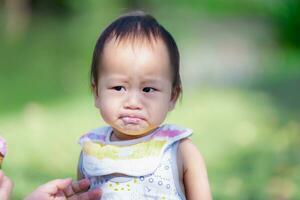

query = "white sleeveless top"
[{"left": 78, "top": 124, "right": 192, "bottom": 200}]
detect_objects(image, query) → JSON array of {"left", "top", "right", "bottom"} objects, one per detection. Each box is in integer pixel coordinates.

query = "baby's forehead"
[
  {"left": 100, "top": 35, "right": 172, "bottom": 77},
  {"left": 101, "top": 36, "right": 170, "bottom": 67},
  {"left": 105, "top": 34, "right": 167, "bottom": 51}
]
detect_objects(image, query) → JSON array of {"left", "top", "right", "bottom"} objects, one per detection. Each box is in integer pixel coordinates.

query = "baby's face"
[{"left": 94, "top": 37, "right": 176, "bottom": 138}]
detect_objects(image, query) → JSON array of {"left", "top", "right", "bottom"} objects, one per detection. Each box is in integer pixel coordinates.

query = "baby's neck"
[{"left": 110, "top": 129, "right": 157, "bottom": 141}]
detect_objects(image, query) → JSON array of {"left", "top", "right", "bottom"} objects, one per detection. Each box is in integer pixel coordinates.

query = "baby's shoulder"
[{"left": 177, "top": 138, "right": 207, "bottom": 172}]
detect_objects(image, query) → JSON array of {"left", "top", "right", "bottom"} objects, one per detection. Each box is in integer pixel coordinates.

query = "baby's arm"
[
  {"left": 178, "top": 138, "right": 212, "bottom": 200},
  {"left": 77, "top": 151, "right": 85, "bottom": 180}
]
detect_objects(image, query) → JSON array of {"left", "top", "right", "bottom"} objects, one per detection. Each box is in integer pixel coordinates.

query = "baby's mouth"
[{"left": 119, "top": 115, "right": 145, "bottom": 124}]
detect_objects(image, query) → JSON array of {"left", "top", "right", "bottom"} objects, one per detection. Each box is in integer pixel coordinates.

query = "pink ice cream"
[{"left": 0, "top": 137, "right": 7, "bottom": 168}]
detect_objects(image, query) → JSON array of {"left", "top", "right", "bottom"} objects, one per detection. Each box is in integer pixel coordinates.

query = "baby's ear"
[
  {"left": 168, "top": 101, "right": 176, "bottom": 111},
  {"left": 91, "top": 82, "right": 97, "bottom": 96},
  {"left": 92, "top": 82, "right": 99, "bottom": 107},
  {"left": 168, "top": 87, "right": 181, "bottom": 111}
]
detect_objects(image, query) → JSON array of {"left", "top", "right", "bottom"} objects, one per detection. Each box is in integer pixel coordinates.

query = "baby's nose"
[{"left": 123, "top": 92, "right": 142, "bottom": 110}]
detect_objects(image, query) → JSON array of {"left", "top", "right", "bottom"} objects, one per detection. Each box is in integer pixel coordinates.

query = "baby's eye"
[
  {"left": 112, "top": 86, "right": 125, "bottom": 91},
  {"left": 143, "top": 87, "right": 156, "bottom": 93}
]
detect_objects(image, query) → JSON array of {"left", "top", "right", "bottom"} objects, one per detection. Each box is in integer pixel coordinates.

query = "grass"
[{"left": 1, "top": 88, "right": 299, "bottom": 199}]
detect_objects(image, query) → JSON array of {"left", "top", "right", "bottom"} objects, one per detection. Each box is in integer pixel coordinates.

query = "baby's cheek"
[
  {"left": 97, "top": 99, "right": 112, "bottom": 116},
  {"left": 150, "top": 104, "right": 169, "bottom": 124}
]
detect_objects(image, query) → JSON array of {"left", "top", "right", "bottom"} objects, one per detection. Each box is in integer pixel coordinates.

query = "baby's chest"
[{"left": 89, "top": 152, "right": 182, "bottom": 199}]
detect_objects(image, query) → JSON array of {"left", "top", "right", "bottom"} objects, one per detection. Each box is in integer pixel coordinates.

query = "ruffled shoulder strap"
[
  {"left": 150, "top": 124, "right": 192, "bottom": 144},
  {"left": 78, "top": 126, "right": 111, "bottom": 145}
]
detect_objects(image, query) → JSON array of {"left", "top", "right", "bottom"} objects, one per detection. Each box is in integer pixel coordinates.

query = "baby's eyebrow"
[
  {"left": 106, "top": 75, "right": 128, "bottom": 82},
  {"left": 142, "top": 77, "right": 165, "bottom": 84}
]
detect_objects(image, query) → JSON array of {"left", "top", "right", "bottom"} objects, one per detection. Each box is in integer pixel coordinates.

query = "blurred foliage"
[
  {"left": 29, "top": 0, "right": 73, "bottom": 15},
  {"left": 270, "top": 0, "right": 300, "bottom": 48},
  {"left": 2, "top": 0, "right": 300, "bottom": 48},
  {"left": 150, "top": 0, "right": 300, "bottom": 48}
]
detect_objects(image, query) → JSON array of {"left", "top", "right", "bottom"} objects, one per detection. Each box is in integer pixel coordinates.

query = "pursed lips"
[{"left": 119, "top": 114, "right": 145, "bottom": 124}]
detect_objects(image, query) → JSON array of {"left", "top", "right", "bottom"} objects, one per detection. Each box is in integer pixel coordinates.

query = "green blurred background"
[{"left": 0, "top": 0, "right": 299, "bottom": 199}]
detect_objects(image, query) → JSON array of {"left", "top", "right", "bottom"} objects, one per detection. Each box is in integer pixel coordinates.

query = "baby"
[{"left": 77, "top": 11, "right": 212, "bottom": 200}]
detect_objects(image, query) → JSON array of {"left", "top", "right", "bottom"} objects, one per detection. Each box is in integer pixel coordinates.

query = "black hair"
[{"left": 90, "top": 11, "right": 182, "bottom": 99}]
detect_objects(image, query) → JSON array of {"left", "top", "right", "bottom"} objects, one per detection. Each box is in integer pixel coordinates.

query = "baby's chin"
[{"left": 114, "top": 123, "right": 157, "bottom": 137}]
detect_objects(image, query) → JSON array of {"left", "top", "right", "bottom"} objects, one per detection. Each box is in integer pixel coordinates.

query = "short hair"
[{"left": 90, "top": 11, "right": 182, "bottom": 99}]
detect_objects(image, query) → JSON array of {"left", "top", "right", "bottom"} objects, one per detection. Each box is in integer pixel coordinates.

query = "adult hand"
[
  {"left": 0, "top": 170, "right": 14, "bottom": 200},
  {"left": 24, "top": 178, "right": 101, "bottom": 200}
]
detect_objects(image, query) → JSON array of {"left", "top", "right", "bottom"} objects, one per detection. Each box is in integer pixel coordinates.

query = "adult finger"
[
  {"left": 0, "top": 174, "right": 14, "bottom": 200},
  {"left": 68, "top": 188, "right": 102, "bottom": 200},
  {"left": 39, "top": 178, "right": 72, "bottom": 195},
  {"left": 87, "top": 188, "right": 102, "bottom": 200},
  {"left": 64, "top": 179, "right": 90, "bottom": 197},
  {"left": 0, "top": 170, "right": 4, "bottom": 183}
]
